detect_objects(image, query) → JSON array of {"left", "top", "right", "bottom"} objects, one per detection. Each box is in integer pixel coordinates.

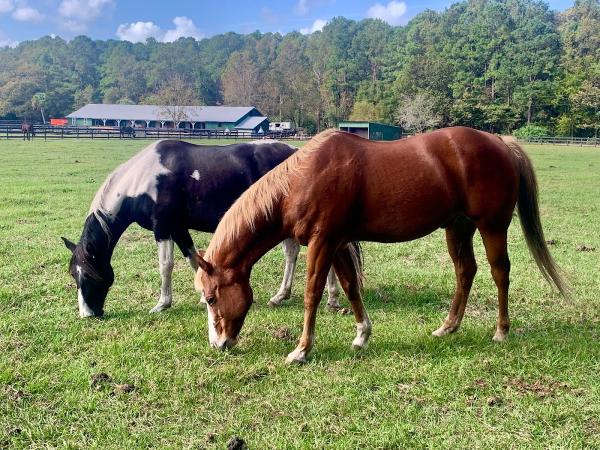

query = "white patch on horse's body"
[
  {"left": 207, "top": 307, "right": 220, "bottom": 346},
  {"left": 190, "top": 170, "right": 201, "bottom": 181},
  {"left": 90, "top": 140, "right": 171, "bottom": 218},
  {"left": 352, "top": 318, "right": 372, "bottom": 350},
  {"left": 149, "top": 239, "right": 174, "bottom": 313},
  {"left": 76, "top": 265, "right": 95, "bottom": 317}
]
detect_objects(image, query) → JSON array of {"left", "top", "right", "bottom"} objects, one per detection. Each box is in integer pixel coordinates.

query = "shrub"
[{"left": 513, "top": 124, "right": 550, "bottom": 138}]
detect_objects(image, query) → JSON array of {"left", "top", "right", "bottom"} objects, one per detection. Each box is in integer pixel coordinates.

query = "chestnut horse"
[{"left": 195, "top": 127, "right": 567, "bottom": 363}]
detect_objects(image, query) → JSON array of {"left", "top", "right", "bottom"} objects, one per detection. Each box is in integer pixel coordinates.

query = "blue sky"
[{"left": 0, "top": 0, "right": 576, "bottom": 47}]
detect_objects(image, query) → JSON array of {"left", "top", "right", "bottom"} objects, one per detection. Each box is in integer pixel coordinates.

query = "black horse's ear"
[
  {"left": 61, "top": 237, "right": 77, "bottom": 253},
  {"left": 196, "top": 250, "right": 213, "bottom": 274}
]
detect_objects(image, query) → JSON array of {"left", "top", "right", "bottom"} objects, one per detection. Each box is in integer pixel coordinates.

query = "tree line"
[{"left": 0, "top": 0, "right": 598, "bottom": 136}]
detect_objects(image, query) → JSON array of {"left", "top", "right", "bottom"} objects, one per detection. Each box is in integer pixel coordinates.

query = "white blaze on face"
[
  {"left": 76, "top": 265, "right": 95, "bottom": 318},
  {"left": 207, "top": 306, "right": 220, "bottom": 346}
]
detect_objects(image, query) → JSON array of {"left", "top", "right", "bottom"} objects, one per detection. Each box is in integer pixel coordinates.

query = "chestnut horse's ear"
[
  {"left": 196, "top": 250, "right": 213, "bottom": 274},
  {"left": 61, "top": 237, "right": 77, "bottom": 253}
]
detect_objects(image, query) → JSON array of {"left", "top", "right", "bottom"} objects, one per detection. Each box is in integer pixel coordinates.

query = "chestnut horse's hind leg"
[
  {"left": 333, "top": 244, "right": 371, "bottom": 350},
  {"left": 480, "top": 229, "right": 511, "bottom": 342},
  {"left": 286, "top": 240, "right": 335, "bottom": 364},
  {"left": 269, "top": 239, "right": 300, "bottom": 306},
  {"left": 433, "top": 220, "right": 477, "bottom": 337}
]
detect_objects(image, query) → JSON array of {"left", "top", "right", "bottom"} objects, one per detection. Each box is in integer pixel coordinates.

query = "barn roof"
[
  {"left": 235, "top": 115, "right": 268, "bottom": 130},
  {"left": 66, "top": 104, "right": 257, "bottom": 123}
]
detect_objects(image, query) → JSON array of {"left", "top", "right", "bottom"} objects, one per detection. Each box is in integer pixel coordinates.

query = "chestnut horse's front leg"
[{"left": 286, "top": 239, "right": 335, "bottom": 364}]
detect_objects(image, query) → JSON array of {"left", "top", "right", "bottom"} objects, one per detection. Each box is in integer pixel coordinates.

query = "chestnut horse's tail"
[
  {"left": 501, "top": 136, "right": 569, "bottom": 297},
  {"left": 347, "top": 241, "right": 364, "bottom": 290}
]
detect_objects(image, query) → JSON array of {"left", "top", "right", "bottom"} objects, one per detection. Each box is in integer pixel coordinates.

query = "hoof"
[
  {"left": 268, "top": 293, "right": 289, "bottom": 307},
  {"left": 432, "top": 325, "right": 457, "bottom": 337},
  {"left": 149, "top": 303, "right": 171, "bottom": 314},
  {"left": 352, "top": 338, "right": 368, "bottom": 351},
  {"left": 285, "top": 349, "right": 307, "bottom": 365},
  {"left": 325, "top": 302, "right": 342, "bottom": 312},
  {"left": 492, "top": 331, "right": 508, "bottom": 342}
]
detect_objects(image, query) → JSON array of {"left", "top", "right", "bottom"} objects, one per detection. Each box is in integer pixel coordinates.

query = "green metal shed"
[{"left": 338, "top": 121, "right": 401, "bottom": 141}]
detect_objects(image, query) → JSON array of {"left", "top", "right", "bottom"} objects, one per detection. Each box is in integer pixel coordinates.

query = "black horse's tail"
[{"left": 501, "top": 136, "right": 569, "bottom": 297}]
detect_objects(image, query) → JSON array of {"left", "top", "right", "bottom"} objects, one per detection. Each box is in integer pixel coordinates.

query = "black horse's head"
[{"left": 62, "top": 237, "right": 114, "bottom": 317}]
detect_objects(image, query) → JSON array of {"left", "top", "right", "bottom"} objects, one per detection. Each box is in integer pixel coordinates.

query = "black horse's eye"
[{"left": 206, "top": 296, "right": 217, "bottom": 306}]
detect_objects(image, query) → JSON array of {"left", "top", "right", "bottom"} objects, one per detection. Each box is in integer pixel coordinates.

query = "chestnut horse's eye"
[{"left": 206, "top": 296, "right": 217, "bottom": 306}]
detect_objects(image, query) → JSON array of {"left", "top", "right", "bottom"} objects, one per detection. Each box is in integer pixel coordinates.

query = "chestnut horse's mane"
[{"left": 206, "top": 129, "right": 339, "bottom": 258}]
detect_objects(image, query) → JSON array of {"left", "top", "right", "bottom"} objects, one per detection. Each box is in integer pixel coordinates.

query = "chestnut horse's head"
[{"left": 195, "top": 251, "right": 253, "bottom": 350}]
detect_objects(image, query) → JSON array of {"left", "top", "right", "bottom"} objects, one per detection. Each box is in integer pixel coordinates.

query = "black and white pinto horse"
[{"left": 62, "top": 139, "right": 340, "bottom": 317}]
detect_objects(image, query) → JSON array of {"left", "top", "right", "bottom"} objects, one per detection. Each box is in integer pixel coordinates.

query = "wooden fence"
[
  {"left": 3, "top": 124, "right": 599, "bottom": 146},
  {"left": 516, "top": 136, "right": 599, "bottom": 146},
  {"left": 0, "top": 125, "right": 309, "bottom": 141}
]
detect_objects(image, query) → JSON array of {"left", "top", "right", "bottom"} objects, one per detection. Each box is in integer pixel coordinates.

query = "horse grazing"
[
  {"left": 62, "top": 139, "right": 341, "bottom": 318},
  {"left": 21, "top": 121, "right": 34, "bottom": 141},
  {"left": 195, "top": 127, "right": 568, "bottom": 363}
]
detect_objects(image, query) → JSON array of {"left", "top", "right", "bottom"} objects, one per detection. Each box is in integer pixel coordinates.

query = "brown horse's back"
[{"left": 284, "top": 127, "right": 519, "bottom": 243}]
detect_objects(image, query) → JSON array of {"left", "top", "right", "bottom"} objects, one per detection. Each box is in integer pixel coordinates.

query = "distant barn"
[
  {"left": 66, "top": 104, "right": 269, "bottom": 134},
  {"left": 339, "top": 121, "right": 401, "bottom": 141}
]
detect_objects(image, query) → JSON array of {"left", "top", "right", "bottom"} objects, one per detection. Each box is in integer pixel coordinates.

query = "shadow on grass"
[{"left": 312, "top": 317, "right": 600, "bottom": 365}]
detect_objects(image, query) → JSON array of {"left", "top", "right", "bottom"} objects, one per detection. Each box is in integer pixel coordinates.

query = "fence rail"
[
  {"left": 3, "top": 125, "right": 599, "bottom": 146},
  {"left": 1, "top": 125, "right": 311, "bottom": 141},
  {"left": 516, "top": 136, "right": 599, "bottom": 146}
]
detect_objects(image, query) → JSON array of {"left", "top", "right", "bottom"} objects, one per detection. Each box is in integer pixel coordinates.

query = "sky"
[{"left": 0, "top": 0, "right": 577, "bottom": 47}]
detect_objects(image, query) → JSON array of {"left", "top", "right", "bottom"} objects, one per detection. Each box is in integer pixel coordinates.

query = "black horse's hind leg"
[{"left": 172, "top": 228, "right": 199, "bottom": 271}]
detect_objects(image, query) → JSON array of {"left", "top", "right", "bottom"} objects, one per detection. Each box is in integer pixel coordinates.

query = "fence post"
[{"left": 44, "top": 127, "right": 47, "bottom": 141}]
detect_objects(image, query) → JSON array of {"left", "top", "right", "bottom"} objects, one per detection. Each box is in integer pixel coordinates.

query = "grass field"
[{"left": 1, "top": 138, "right": 599, "bottom": 449}]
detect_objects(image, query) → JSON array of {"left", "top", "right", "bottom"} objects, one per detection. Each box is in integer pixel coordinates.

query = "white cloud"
[
  {"left": 300, "top": 18, "right": 326, "bottom": 34},
  {"left": 59, "top": 0, "right": 114, "bottom": 22},
  {"left": 116, "top": 21, "right": 162, "bottom": 43},
  {"left": 116, "top": 16, "right": 203, "bottom": 43},
  {"left": 367, "top": 1, "right": 407, "bottom": 26},
  {"left": 163, "top": 16, "right": 203, "bottom": 42},
  {"left": 0, "top": 39, "right": 18, "bottom": 47},
  {"left": 12, "top": 6, "right": 43, "bottom": 22},
  {"left": 0, "top": 0, "right": 14, "bottom": 14}
]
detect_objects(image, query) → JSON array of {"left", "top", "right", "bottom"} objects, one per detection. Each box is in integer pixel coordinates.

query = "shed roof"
[
  {"left": 67, "top": 104, "right": 257, "bottom": 123},
  {"left": 235, "top": 116, "right": 268, "bottom": 130}
]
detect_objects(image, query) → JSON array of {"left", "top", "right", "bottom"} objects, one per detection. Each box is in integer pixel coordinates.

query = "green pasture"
[{"left": 0, "top": 138, "right": 599, "bottom": 448}]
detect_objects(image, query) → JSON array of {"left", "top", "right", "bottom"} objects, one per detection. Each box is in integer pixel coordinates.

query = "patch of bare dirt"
[
  {"left": 113, "top": 383, "right": 135, "bottom": 394},
  {"left": 576, "top": 245, "right": 596, "bottom": 252},
  {"left": 504, "top": 377, "right": 573, "bottom": 398}
]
